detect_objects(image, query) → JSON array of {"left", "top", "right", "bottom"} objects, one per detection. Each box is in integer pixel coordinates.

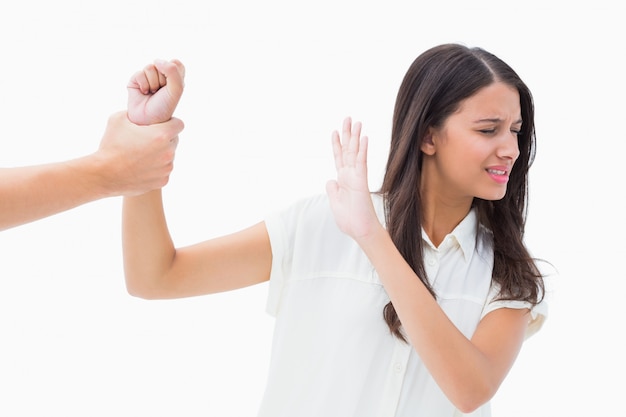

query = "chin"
[{"left": 478, "top": 189, "right": 507, "bottom": 201}]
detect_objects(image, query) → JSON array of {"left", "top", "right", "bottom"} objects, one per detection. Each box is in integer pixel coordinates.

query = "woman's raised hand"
[{"left": 326, "top": 117, "right": 382, "bottom": 241}]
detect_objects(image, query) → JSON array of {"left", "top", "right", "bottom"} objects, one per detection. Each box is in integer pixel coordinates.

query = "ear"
[{"left": 420, "top": 127, "right": 436, "bottom": 155}]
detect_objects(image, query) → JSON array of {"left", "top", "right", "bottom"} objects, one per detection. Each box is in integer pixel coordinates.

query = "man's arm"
[{"left": 0, "top": 112, "right": 183, "bottom": 231}]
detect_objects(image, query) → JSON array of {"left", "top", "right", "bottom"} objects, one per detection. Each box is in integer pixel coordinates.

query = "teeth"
[{"left": 488, "top": 169, "right": 506, "bottom": 175}]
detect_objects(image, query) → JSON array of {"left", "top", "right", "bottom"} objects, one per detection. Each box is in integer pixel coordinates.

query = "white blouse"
[{"left": 258, "top": 193, "right": 547, "bottom": 417}]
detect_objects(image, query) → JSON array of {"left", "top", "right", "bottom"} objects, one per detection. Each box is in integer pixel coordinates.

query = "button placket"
[
  {"left": 377, "top": 339, "right": 411, "bottom": 417},
  {"left": 424, "top": 249, "right": 440, "bottom": 287}
]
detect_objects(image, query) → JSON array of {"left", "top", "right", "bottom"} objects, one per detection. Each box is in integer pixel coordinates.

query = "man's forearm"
[{"left": 0, "top": 155, "right": 110, "bottom": 231}]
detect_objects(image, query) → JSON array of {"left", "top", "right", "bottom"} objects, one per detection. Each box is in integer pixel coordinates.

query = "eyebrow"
[{"left": 474, "top": 118, "right": 523, "bottom": 124}]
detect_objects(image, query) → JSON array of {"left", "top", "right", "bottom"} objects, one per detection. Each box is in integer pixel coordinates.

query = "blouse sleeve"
[
  {"left": 264, "top": 209, "right": 290, "bottom": 317},
  {"left": 263, "top": 194, "right": 323, "bottom": 316},
  {"left": 480, "top": 283, "right": 549, "bottom": 339}
]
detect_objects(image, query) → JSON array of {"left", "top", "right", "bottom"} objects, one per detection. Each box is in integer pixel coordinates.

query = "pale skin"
[
  {"left": 0, "top": 111, "right": 184, "bottom": 231},
  {"left": 123, "top": 61, "right": 531, "bottom": 412}
]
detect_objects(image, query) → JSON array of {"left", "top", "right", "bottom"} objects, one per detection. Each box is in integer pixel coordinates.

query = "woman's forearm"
[
  {"left": 356, "top": 226, "right": 515, "bottom": 412},
  {"left": 122, "top": 190, "right": 176, "bottom": 298}
]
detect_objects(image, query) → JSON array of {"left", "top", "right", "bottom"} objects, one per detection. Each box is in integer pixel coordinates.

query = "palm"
[{"left": 326, "top": 118, "right": 380, "bottom": 240}]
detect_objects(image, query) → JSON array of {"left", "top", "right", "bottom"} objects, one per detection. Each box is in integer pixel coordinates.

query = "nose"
[{"left": 497, "top": 132, "right": 520, "bottom": 161}]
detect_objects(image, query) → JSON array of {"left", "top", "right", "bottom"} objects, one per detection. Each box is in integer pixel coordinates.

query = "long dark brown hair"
[{"left": 379, "top": 43, "right": 545, "bottom": 341}]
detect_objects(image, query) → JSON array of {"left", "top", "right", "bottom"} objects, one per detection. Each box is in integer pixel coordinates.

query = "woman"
[{"left": 123, "top": 44, "right": 547, "bottom": 416}]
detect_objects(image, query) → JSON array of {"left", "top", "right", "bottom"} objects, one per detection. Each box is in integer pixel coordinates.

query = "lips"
[
  {"left": 486, "top": 166, "right": 510, "bottom": 184},
  {"left": 487, "top": 168, "right": 506, "bottom": 175}
]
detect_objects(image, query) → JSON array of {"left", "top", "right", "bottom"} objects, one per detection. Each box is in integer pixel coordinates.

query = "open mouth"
[{"left": 486, "top": 168, "right": 507, "bottom": 176}]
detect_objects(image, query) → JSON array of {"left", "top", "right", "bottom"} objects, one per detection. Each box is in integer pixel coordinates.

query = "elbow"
[
  {"left": 450, "top": 378, "right": 498, "bottom": 414},
  {"left": 125, "top": 284, "right": 153, "bottom": 300},
  {"left": 446, "top": 374, "right": 500, "bottom": 414},
  {"left": 454, "top": 395, "right": 492, "bottom": 414},
  {"left": 126, "top": 286, "right": 155, "bottom": 300},
  {"left": 124, "top": 276, "right": 166, "bottom": 300},
  {"left": 455, "top": 400, "right": 487, "bottom": 415}
]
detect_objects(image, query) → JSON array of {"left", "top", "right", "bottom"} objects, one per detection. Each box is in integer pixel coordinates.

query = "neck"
[{"left": 420, "top": 176, "right": 473, "bottom": 247}]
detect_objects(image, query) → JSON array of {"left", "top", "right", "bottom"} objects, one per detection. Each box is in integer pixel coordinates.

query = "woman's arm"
[
  {"left": 122, "top": 191, "right": 272, "bottom": 299},
  {"left": 326, "top": 117, "right": 530, "bottom": 413},
  {"left": 358, "top": 226, "right": 529, "bottom": 412},
  {"left": 122, "top": 59, "right": 272, "bottom": 299},
  {"left": 0, "top": 112, "right": 183, "bottom": 231}
]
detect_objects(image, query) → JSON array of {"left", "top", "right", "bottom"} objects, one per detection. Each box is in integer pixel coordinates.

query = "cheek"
[{"left": 450, "top": 143, "right": 485, "bottom": 169}]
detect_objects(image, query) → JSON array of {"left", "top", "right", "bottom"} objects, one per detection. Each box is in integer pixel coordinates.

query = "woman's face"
[{"left": 421, "top": 81, "right": 521, "bottom": 203}]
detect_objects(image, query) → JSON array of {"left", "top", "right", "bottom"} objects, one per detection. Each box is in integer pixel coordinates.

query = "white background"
[{"left": 0, "top": 1, "right": 623, "bottom": 415}]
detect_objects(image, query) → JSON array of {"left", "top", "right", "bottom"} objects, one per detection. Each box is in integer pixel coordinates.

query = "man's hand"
[{"left": 96, "top": 111, "right": 184, "bottom": 196}]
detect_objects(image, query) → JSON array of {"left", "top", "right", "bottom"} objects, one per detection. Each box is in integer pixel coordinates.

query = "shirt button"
[
  {"left": 394, "top": 363, "right": 403, "bottom": 373},
  {"left": 427, "top": 257, "right": 437, "bottom": 266}
]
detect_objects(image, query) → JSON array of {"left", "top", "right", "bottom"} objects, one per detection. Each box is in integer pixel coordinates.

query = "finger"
[
  {"left": 331, "top": 130, "right": 343, "bottom": 171},
  {"left": 163, "top": 116, "right": 185, "bottom": 136},
  {"left": 143, "top": 63, "right": 162, "bottom": 93},
  {"left": 325, "top": 179, "right": 339, "bottom": 200},
  {"left": 108, "top": 110, "right": 127, "bottom": 127},
  {"left": 342, "top": 120, "right": 362, "bottom": 167},
  {"left": 341, "top": 117, "right": 354, "bottom": 167},
  {"left": 347, "top": 121, "right": 362, "bottom": 164},
  {"left": 169, "top": 59, "right": 186, "bottom": 81},
  {"left": 341, "top": 117, "right": 352, "bottom": 150},
  {"left": 142, "top": 117, "right": 185, "bottom": 142},
  {"left": 127, "top": 70, "right": 151, "bottom": 95},
  {"left": 158, "top": 70, "right": 167, "bottom": 88},
  {"left": 154, "top": 59, "right": 185, "bottom": 101},
  {"left": 356, "top": 135, "right": 368, "bottom": 174}
]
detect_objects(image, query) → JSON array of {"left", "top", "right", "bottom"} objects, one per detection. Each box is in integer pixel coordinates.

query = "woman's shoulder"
[
  {"left": 277, "top": 193, "right": 330, "bottom": 219},
  {"left": 281, "top": 192, "right": 386, "bottom": 224},
  {"left": 265, "top": 193, "right": 332, "bottom": 232}
]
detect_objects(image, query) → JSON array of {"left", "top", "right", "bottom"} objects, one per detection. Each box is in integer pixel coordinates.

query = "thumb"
[
  {"left": 325, "top": 180, "right": 339, "bottom": 200},
  {"left": 157, "top": 116, "right": 185, "bottom": 138},
  {"left": 154, "top": 59, "right": 185, "bottom": 103}
]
